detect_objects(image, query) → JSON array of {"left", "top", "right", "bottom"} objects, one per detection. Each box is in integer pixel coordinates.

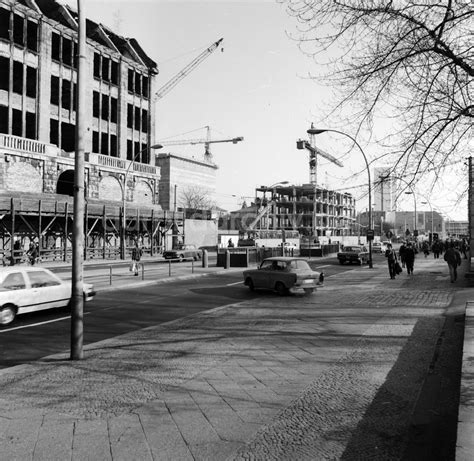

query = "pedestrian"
[
  {"left": 227, "top": 239, "right": 234, "bottom": 248},
  {"left": 422, "top": 241, "right": 430, "bottom": 257},
  {"left": 385, "top": 243, "right": 398, "bottom": 279},
  {"left": 399, "top": 241, "right": 407, "bottom": 268},
  {"left": 27, "top": 242, "right": 39, "bottom": 265},
  {"left": 432, "top": 240, "right": 441, "bottom": 259},
  {"left": 461, "top": 239, "right": 469, "bottom": 259},
  {"left": 131, "top": 240, "right": 143, "bottom": 276},
  {"left": 443, "top": 242, "right": 462, "bottom": 283},
  {"left": 13, "top": 240, "right": 22, "bottom": 265},
  {"left": 404, "top": 242, "right": 416, "bottom": 275}
]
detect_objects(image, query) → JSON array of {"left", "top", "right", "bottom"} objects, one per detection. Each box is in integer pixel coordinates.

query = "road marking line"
[
  {"left": 227, "top": 281, "right": 243, "bottom": 286},
  {"left": 0, "top": 312, "right": 90, "bottom": 333}
]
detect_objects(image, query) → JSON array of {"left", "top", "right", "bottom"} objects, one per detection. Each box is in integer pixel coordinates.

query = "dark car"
[
  {"left": 337, "top": 245, "right": 369, "bottom": 265},
  {"left": 243, "top": 257, "right": 324, "bottom": 295},
  {"left": 163, "top": 244, "right": 201, "bottom": 262}
]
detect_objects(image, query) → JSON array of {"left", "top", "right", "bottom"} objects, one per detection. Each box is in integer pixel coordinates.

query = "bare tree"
[
  {"left": 178, "top": 185, "right": 215, "bottom": 210},
  {"left": 279, "top": 0, "right": 473, "bottom": 185}
]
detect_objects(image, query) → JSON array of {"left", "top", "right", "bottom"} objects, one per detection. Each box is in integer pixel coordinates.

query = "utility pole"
[{"left": 71, "top": 0, "right": 86, "bottom": 360}]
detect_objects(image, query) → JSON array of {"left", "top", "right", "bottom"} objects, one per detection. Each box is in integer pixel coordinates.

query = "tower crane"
[
  {"left": 153, "top": 38, "right": 224, "bottom": 103},
  {"left": 296, "top": 137, "right": 343, "bottom": 185},
  {"left": 158, "top": 126, "right": 244, "bottom": 161}
]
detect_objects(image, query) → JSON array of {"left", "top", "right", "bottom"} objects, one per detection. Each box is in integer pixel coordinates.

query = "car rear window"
[{"left": 1, "top": 272, "right": 26, "bottom": 291}]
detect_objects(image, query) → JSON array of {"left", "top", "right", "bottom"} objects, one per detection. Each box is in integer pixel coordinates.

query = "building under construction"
[
  {"left": 0, "top": 0, "right": 186, "bottom": 261},
  {"left": 252, "top": 183, "right": 357, "bottom": 238}
]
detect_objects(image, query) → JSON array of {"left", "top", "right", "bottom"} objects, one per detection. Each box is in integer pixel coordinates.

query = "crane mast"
[{"left": 153, "top": 38, "right": 223, "bottom": 102}]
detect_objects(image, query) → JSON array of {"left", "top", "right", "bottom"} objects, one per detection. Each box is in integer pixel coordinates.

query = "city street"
[
  {"left": 0, "top": 256, "right": 342, "bottom": 367},
  {"left": 0, "top": 254, "right": 468, "bottom": 460}
]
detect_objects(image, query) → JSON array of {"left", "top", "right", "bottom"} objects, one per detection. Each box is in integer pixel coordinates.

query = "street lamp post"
[
  {"left": 403, "top": 188, "right": 417, "bottom": 237},
  {"left": 308, "top": 128, "right": 373, "bottom": 268},
  {"left": 70, "top": 0, "right": 86, "bottom": 360},
  {"left": 121, "top": 144, "right": 162, "bottom": 259},
  {"left": 421, "top": 199, "right": 434, "bottom": 238}
]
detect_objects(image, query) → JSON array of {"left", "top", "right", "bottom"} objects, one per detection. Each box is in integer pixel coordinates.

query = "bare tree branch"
[{"left": 279, "top": 0, "right": 473, "bottom": 185}]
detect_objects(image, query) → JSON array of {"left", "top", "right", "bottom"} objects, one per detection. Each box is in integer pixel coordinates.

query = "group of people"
[
  {"left": 2, "top": 241, "right": 40, "bottom": 266},
  {"left": 385, "top": 239, "right": 463, "bottom": 282}
]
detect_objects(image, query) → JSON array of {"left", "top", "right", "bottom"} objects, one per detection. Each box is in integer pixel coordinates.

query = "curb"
[
  {"left": 457, "top": 301, "right": 474, "bottom": 460},
  {"left": 95, "top": 267, "right": 244, "bottom": 293}
]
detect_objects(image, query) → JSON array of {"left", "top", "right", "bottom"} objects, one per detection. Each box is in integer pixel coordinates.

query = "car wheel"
[
  {"left": 0, "top": 304, "right": 16, "bottom": 326},
  {"left": 275, "top": 282, "right": 288, "bottom": 296},
  {"left": 246, "top": 278, "right": 255, "bottom": 291},
  {"left": 304, "top": 288, "right": 314, "bottom": 295}
]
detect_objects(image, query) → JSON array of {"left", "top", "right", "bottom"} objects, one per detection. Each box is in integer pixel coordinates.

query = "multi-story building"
[
  {"left": 0, "top": 0, "right": 184, "bottom": 258},
  {"left": 253, "top": 183, "right": 356, "bottom": 237},
  {"left": 373, "top": 166, "right": 396, "bottom": 212},
  {"left": 359, "top": 210, "right": 447, "bottom": 240},
  {"left": 156, "top": 152, "right": 217, "bottom": 212},
  {"left": 446, "top": 220, "right": 468, "bottom": 239}
]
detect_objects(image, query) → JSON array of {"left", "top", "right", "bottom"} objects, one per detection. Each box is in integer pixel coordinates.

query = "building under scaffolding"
[
  {"left": 0, "top": 0, "right": 189, "bottom": 261},
  {"left": 0, "top": 193, "right": 183, "bottom": 263}
]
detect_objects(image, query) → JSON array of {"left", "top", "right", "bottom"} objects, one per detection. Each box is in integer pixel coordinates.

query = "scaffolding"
[{"left": 0, "top": 193, "right": 183, "bottom": 264}]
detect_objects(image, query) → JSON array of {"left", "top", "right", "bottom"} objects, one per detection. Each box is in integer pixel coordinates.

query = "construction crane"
[
  {"left": 296, "top": 138, "right": 343, "bottom": 185},
  {"left": 157, "top": 126, "right": 243, "bottom": 161},
  {"left": 153, "top": 38, "right": 224, "bottom": 103}
]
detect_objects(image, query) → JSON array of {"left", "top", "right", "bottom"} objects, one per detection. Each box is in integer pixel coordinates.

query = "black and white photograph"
[{"left": 0, "top": 0, "right": 472, "bottom": 459}]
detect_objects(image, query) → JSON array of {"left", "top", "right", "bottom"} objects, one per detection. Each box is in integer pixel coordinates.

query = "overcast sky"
[{"left": 63, "top": 0, "right": 468, "bottom": 220}]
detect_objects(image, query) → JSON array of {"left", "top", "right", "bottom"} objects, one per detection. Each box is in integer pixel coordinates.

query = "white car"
[{"left": 0, "top": 266, "right": 95, "bottom": 326}]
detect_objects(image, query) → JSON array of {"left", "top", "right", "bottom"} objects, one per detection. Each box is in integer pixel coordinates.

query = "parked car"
[
  {"left": 0, "top": 266, "right": 96, "bottom": 326},
  {"left": 372, "top": 242, "right": 383, "bottom": 253},
  {"left": 337, "top": 245, "right": 369, "bottom": 265},
  {"left": 243, "top": 257, "right": 324, "bottom": 295},
  {"left": 163, "top": 244, "right": 201, "bottom": 261}
]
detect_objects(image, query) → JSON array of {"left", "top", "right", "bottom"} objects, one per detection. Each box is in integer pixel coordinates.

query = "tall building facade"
[
  {"left": 0, "top": 0, "right": 160, "bottom": 206},
  {"left": 373, "top": 166, "right": 396, "bottom": 212}
]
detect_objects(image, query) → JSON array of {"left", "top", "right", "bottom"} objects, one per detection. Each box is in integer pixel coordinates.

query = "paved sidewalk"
[{"left": 0, "top": 256, "right": 472, "bottom": 460}]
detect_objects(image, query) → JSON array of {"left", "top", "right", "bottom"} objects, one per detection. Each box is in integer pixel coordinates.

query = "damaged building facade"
[{"left": 0, "top": 0, "right": 184, "bottom": 260}]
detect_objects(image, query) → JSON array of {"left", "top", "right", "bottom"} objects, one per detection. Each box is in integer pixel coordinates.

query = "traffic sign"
[{"left": 366, "top": 229, "right": 375, "bottom": 241}]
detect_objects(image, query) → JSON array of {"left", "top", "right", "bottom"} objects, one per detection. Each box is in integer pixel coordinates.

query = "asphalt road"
[{"left": 0, "top": 256, "right": 353, "bottom": 368}]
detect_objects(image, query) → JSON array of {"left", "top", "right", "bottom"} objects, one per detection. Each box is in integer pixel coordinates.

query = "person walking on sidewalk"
[
  {"left": 404, "top": 242, "right": 416, "bottom": 275},
  {"left": 444, "top": 243, "right": 462, "bottom": 283},
  {"left": 385, "top": 243, "right": 398, "bottom": 279},
  {"left": 131, "top": 240, "right": 143, "bottom": 276},
  {"left": 399, "top": 241, "right": 407, "bottom": 268}
]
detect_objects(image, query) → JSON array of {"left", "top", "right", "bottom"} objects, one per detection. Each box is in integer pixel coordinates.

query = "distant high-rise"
[{"left": 374, "top": 167, "right": 395, "bottom": 212}]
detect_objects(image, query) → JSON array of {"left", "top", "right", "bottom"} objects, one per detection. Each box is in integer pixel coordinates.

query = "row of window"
[
  {"left": 51, "top": 32, "right": 77, "bottom": 69},
  {"left": 127, "top": 140, "right": 150, "bottom": 163},
  {"left": 0, "top": 103, "right": 149, "bottom": 164},
  {"left": 50, "top": 119, "right": 75, "bottom": 152},
  {"left": 93, "top": 53, "right": 119, "bottom": 85},
  {"left": 92, "top": 132, "right": 150, "bottom": 164},
  {"left": 93, "top": 91, "right": 118, "bottom": 123},
  {"left": 0, "top": 105, "right": 36, "bottom": 139},
  {"left": 127, "top": 104, "right": 148, "bottom": 132},
  {"left": 93, "top": 131, "right": 117, "bottom": 157},
  {"left": 50, "top": 76, "right": 77, "bottom": 111},
  {"left": 0, "top": 8, "right": 38, "bottom": 52},
  {"left": 128, "top": 69, "right": 149, "bottom": 98},
  {"left": 0, "top": 57, "right": 37, "bottom": 98}
]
